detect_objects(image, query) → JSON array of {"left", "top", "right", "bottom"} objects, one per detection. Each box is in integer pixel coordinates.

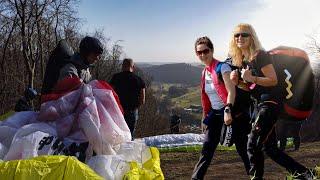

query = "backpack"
[
  {"left": 268, "top": 46, "right": 314, "bottom": 121},
  {"left": 218, "top": 47, "right": 315, "bottom": 121},
  {"left": 41, "top": 40, "right": 76, "bottom": 95},
  {"left": 220, "top": 124, "right": 233, "bottom": 147}
]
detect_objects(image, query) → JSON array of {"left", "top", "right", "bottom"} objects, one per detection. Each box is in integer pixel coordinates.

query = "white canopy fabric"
[{"left": 0, "top": 80, "right": 131, "bottom": 161}]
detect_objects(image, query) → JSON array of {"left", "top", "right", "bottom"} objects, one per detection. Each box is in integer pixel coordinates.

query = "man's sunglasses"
[
  {"left": 234, "top": 33, "right": 250, "bottom": 38},
  {"left": 196, "top": 49, "right": 210, "bottom": 55}
]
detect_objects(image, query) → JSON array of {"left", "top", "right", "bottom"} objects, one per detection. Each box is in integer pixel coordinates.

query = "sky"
[{"left": 78, "top": 0, "right": 320, "bottom": 63}]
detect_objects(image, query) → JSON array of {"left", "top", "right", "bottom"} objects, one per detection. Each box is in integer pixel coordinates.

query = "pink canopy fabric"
[{"left": 0, "top": 79, "right": 131, "bottom": 161}]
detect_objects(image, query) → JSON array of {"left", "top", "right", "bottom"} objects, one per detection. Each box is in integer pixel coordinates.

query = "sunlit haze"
[{"left": 79, "top": 0, "right": 320, "bottom": 63}]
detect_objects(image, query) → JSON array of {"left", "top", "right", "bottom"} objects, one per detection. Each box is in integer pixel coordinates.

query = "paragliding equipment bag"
[
  {"left": 220, "top": 124, "right": 233, "bottom": 147},
  {"left": 41, "top": 39, "right": 78, "bottom": 95},
  {"left": 267, "top": 47, "right": 314, "bottom": 121}
]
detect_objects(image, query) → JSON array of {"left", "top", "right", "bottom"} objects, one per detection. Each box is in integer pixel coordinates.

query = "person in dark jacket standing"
[{"left": 110, "top": 58, "right": 146, "bottom": 140}]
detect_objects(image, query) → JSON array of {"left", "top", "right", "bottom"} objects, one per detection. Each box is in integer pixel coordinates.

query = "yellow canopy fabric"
[
  {"left": 0, "top": 155, "right": 103, "bottom": 180},
  {"left": 123, "top": 147, "right": 164, "bottom": 180}
]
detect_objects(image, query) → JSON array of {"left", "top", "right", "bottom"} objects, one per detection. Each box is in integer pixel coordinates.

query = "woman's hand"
[
  {"left": 201, "top": 123, "right": 207, "bottom": 133},
  {"left": 241, "top": 66, "right": 254, "bottom": 83},
  {"left": 224, "top": 111, "right": 232, "bottom": 125},
  {"left": 201, "top": 113, "right": 207, "bottom": 133},
  {"left": 230, "top": 70, "right": 239, "bottom": 85}
]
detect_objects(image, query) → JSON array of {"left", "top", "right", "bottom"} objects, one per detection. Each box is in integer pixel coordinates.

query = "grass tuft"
[
  {"left": 159, "top": 144, "right": 236, "bottom": 153},
  {"left": 0, "top": 111, "right": 14, "bottom": 121}
]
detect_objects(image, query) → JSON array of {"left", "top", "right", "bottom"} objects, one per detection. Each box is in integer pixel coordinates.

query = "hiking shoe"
[{"left": 250, "top": 175, "right": 263, "bottom": 180}]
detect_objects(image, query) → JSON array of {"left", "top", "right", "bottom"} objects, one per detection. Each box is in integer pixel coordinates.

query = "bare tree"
[
  {"left": 301, "top": 32, "right": 320, "bottom": 141},
  {"left": 0, "top": 0, "right": 80, "bottom": 114},
  {"left": 91, "top": 31, "right": 123, "bottom": 82},
  {"left": 0, "top": 0, "right": 80, "bottom": 88},
  {"left": 307, "top": 35, "right": 320, "bottom": 59}
]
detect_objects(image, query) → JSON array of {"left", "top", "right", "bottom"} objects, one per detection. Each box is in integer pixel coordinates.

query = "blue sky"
[{"left": 78, "top": 0, "right": 320, "bottom": 63}]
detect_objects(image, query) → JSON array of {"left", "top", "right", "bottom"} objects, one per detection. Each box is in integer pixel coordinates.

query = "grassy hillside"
[
  {"left": 152, "top": 83, "right": 201, "bottom": 108},
  {"left": 171, "top": 86, "right": 201, "bottom": 108}
]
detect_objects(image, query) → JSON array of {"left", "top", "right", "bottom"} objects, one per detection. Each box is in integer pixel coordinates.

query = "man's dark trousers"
[{"left": 124, "top": 109, "right": 138, "bottom": 140}]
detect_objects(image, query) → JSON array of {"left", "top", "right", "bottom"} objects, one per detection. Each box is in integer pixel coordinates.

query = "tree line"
[{"left": 0, "top": 0, "right": 170, "bottom": 137}]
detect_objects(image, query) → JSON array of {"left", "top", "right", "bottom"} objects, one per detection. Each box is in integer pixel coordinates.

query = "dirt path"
[{"left": 160, "top": 141, "right": 320, "bottom": 180}]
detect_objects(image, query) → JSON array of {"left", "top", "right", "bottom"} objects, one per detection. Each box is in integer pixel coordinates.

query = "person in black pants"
[
  {"left": 276, "top": 118, "right": 302, "bottom": 151},
  {"left": 170, "top": 113, "right": 181, "bottom": 134},
  {"left": 191, "top": 36, "right": 251, "bottom": 180},
  {"left": 110, "top": 58, "right": 146, "bottom": 140},
  {"left": 229, "top": 23, "right": 313, "bottom": 180}
]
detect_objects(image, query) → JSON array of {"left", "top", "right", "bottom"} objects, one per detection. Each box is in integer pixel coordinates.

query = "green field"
[
  {"left": 171, "top": 86, "right": 201, "bottom": 108},
  {"left": 159, "top": 144, "right": 236, "bottom": 153}
]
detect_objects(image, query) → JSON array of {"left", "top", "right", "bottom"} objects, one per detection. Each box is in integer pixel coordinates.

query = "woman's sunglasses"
[
  {"left": 196, "top": 49, "right": 210, "bottom": 55},
  {"left": 234, "top": 33, "right": 250, "bottom": 38}
]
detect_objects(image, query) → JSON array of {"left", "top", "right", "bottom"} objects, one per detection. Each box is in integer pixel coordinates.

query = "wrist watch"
[{"left": 224, "top": 107, "right": 231, "bottom": 113}]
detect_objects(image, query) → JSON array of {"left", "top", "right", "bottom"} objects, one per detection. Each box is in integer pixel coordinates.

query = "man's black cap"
[{"left": 79, "top": 36, "right": 103, "bottom": 55}]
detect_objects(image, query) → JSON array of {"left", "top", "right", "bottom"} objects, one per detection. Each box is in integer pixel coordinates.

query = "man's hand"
[{"left": 139, "top": 88, "right": 146, "bottom": 106}]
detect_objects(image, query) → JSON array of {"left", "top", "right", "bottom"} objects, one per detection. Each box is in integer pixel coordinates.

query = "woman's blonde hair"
[{"left": 228, "top": 23, "right": 264, "bottom": 67}]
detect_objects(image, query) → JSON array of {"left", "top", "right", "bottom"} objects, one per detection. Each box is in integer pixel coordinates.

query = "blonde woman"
[{"left": 229, "top": 23, "right": 312, "bottom": 180}]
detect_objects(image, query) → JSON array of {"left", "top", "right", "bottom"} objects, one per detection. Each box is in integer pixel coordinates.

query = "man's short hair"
[{"left": 122, "top": 58, "right": 134, "bottom": 69}]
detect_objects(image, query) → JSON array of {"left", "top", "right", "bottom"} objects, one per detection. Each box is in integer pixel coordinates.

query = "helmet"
[{"left": 79, "top": 36, "right": 103, "bottom": 56}]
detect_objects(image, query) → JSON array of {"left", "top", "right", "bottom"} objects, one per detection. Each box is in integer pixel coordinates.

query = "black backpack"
[
  {"left": 41, "top": 40, "right": 75, "bottom": 95},
  {"left": 268, "top": 46, "right": 314, "bottom": 121},
  {"left": 218, "top": 47, "right": 315, "bottom": 121}
]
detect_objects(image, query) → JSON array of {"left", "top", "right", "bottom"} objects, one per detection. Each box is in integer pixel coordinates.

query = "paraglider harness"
[
  {"left": 15, "top": 87, "right": 38, "bottom": 112},
  {"left": 246, "top": 47, "right": 314, "bottom": 146}
]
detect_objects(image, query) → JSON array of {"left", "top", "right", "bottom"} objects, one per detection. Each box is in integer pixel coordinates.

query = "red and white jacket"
[{"left": 201, "top": 59, "right": 228, "bottom": 116}]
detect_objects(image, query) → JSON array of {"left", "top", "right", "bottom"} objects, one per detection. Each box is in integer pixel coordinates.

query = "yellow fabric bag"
[
  {"left": 0, "top": 155, "right": 103, "bottom": 180},
  {"left": 123, "top": 147, "right": 164, "bottom": 180}
]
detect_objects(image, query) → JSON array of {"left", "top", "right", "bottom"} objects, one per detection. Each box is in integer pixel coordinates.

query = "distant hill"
[
  {"left": 136, "top": 62, "right": 202, "bottom": 68},
  {"left": 141, "top": 63, "right": 203, "bottom": 85}
]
